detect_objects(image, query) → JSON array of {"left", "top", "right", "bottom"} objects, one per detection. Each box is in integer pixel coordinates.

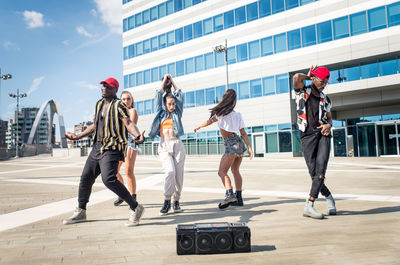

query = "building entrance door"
[
  {"left": 333, "top": 128, "right": 347, "bottom": 156},
  {"left": 377, "top": 122, "right": 399, "bottom": 156},
  {"left": 253, "top": 133, "right": 265, "bottom": 157},
  {"left": 357, "top": 123, "right": 377, "bottom": 157}
]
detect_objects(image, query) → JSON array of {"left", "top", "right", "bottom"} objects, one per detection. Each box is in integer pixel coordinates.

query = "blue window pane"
[
  {"left": 151, "top": 37, "right": 158, "bottom": 52},
  {"left": 128, "top": 16, "right": 134, "bottom": 30},
  {"left": 167, "top": 31, "right": 175, "bottom": 46},
  {"left": 246, "top": 2, "right": 258, "bottom": 22},
  {"left": 144, "top": 99, "right": 153, "bottom": 114},
  {"left": 195, "top": 55, "right": 204, "bottom": 72},
  {"left": 272, "top": 0, "right": 284, "bottom": 14},
  {"left": 250, "top": 79, "right": 262, "bottom": 98},
  {"left": 300, "top": 0, "right": 313, "bottom": 4},
  {"left": 151, "top": 67, "right": 159, "bottom": 82},
  {"left": 128, "top": 45, "right": 135, "bottom": 58},
  {"left": 317, "top": 21, "right": 332, "bottom": 43},
  {"left": 124, "top": 75, "right": 128, "bottom": 89},
  {"left": 158, "top": 3, "right": 166, "bottom": 18},
  {"left": 287, "top": 29, "right": 301, "bottom": 50},
  {"left": 183, "top": 0, "right": 192, "bottom": 8},
  {"left": 150, "top": 6, "right": 158, "bottom": 21},
  {"left": 143, "top": 9, "right": 150, "bottom": 24},
  {"left": 333, "top": 16, "right": 349, "bottom": 40},
  {"left": 248, "top": 40, "right": 260, "bottom": 59},
  {"left": 276, "top": 74, "right": 289, "bottom": 94},
  {"left": 175, "top": 27, "right": 183, "bottom": 44},
  {"left": 136, "top": 71, "right": 143, "bottom": 86},
  {"left": 261, "top": 36, "right": 273, "bottom": 56},
  {"left": 144, "top": 70, "right": 151, "bottom": 84},
  {"left": 235, "top": 6, "right": 246, "bottom": 25},
  {"left": 278, "top": 123, "right": 291, "bottom": 130},
  {"left": 329, "top": 69, "right": 344, "bottom": 84},
  {"left": 274, "top": 33, "right": 287, "bottom": 53},
  {"left": 185, "top": 58, "right": 194, "bottom": 74},
  {"left": 193, "top": 0, "right": 202, "bottom": 4},
  {"left": 379, "top": 59, "right": 397, "bottom": 76},
  {"left": 158, "top": 34, "right": 166, "bottom": 49},
  {"left": 135, "top": 13, "right": 142, "bottom": 27},
  {"left": 229, "top": 83, "right": 237, "bottom": 93},
  {"left": 286, "top": 0, "right": 299, "bottom": 10},
  {"left": 176, "top": 60, "right": 185, "bottom": 76},
  {"left": 265, "top": 124, "right": 278, "bottom": 132},
  {"left": 203, "top": 18, "right": 213, "bottom": 35},
  {"left": 129, "top": 73, "right": 135, "bottom": 87},
  {"left": 123, "top": 47, "right": 128, "bottom": 60},
  {"left": 136, "top": 42, "right": 143, "bottom": 56},
  {"left": 185, "top": 91, "right": 195, "bottom": 108},
  {"left": 174, "top": 0, "right": 183, "bottom": 12},
  {"left": 215, "top": 51, "right": 225, "bottom": 67},
  {"left": 123, "top": 18, "right": 128, "bottom": 32},
  {"left": 263, "top": 76, "right": 275, "bottom": 95},
  {"left": 216, "top": 85, "right": 226, "bottom": 103},
  {"left": 301, "top": 25, "right": 316, "bottom": 47},
  {"left": 388, "top": 2, "right": 400, "bottom": 27},
  {"left": 166, "top": 0, "right": 174, "bottom": 15},
  {"left": 143, "top": 39, "right": 150, "bottom": 54},
  {"left": 206, "top": 87, "right": 216, "bottom": 105},
  {"left": 259, "top": 0, "right": 271, "bottom": 18},
  {"left": 213, "top": 14, "right": 223, "bottom": 32},
  {"left": 159, "top": 65, "right": 167, "bottom": 80},
  {"left": 224, "top": 10, "right": 234, "bottom": 29},
  {"left": 184, "top": 25, "right": 193, "bottom": 41},
  {"left": 368, "top": 6, "right": 386, "bottom": 31},
  {"left": 168, "top": 63, "right": 176, "bottom": 77},
  {"left": 227, "top": 47, "right": 236, "bottom": 64},
  {"left": 343, "top": 65, "right": 360, "bottom": 82},
  {"left": 360, "top": 63, "right": 378, "bottom": 79},
  {"left": 350, "top": 11, "right": 367, "bottom": 36},
  {"left": 204, "top": 52, "right": 214, "bottom": 70},
  {"left": 238, "top": 81, "right": 250, "bottom": 100},
  {"left": 194, "top": 21, "right": 203, "bottom": 38},
  {"left": 236, "top": 43, "right": 248, "bottom": 62},
  {"left": 195, "top": 89, "right": 205, "bottom": 106},
  {"left": 137, "top": 101, "right": 144, "bottom": 115}
]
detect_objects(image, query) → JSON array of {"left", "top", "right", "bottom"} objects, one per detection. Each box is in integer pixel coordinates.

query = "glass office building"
[{"left": 123, "top": 0, "right": 400, "bottom": 157}]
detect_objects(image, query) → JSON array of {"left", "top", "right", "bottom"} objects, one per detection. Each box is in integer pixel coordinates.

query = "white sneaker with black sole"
[{"left": 63, "top": 207, "right": 87, "bottom": 225}]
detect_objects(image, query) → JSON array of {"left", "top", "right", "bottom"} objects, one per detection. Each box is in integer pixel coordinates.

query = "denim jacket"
[{"left": 148, "top": 89, "right": 184, "bottom": 140}]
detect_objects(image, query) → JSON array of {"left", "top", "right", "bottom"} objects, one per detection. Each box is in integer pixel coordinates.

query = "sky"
[{"left": 0, "top": 0, "right": 123, "bottom": 140}]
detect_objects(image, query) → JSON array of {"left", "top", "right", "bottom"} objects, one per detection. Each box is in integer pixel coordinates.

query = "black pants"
[
  {"left": 78, "top": 143, "right": 138, "bottom": 211},
  {"left": 301, "top": 131, "right": 332, "bottom": 199}
]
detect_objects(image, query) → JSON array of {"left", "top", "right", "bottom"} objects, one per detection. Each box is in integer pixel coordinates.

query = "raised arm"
[
  {"left": 194, "top": 117, "right": 218, "bottom": 132},
  {"left": 293, "top": 65, "right": 316, "bottom": 91}
]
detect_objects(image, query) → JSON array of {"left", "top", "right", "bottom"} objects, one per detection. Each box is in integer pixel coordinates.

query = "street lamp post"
[
  {"left": 213, "top": 39, "right": 229, "bottom": 91},
  {"left": 9, "top": 89, "right": 27, "bottom": 158},
  {"left": 0, "top": 68, "right": 12, "bottom": 109}
]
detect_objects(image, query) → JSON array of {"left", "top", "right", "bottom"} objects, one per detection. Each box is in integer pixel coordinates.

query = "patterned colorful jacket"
[{"left": 294, "top": 85, "right": 332, "bottom": 132}]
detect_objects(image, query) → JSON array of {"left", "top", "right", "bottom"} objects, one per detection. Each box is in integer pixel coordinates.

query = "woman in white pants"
[{"left": 149, "top": 74, "right": 185, "bottom": 215}]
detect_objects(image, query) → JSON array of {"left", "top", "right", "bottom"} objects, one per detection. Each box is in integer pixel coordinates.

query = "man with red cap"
[
  {"left": 63, "top": 77, "right": 146, "bottom": 227},
  {"left": 293, "top": 66, "right": 336, "bottom": 219}
]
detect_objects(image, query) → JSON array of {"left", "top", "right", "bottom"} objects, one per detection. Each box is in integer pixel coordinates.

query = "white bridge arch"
[{"left": 27, "top": 100, "right": 67, "bottom": 148}]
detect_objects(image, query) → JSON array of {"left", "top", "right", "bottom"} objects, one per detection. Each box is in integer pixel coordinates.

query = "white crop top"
[{"left": 217, "top": 112, "right": 245, "bottom": 133}]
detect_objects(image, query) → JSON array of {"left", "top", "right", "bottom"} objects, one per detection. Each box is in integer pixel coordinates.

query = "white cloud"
[
  {"left": 22, "top": 10, "right": 50, "bottom": 29},
  {"left": 93, "top": 0, "right": 122, "bottom": 34},
  {"left": 27, "top": 76, "right": 45, "bottom": 95},
  {"left": 76, "top": 26, "right": 93, "bottom": 38},
  {"left": 1, "top": 41, "right": 20, "bottom": 51},
  {"left": 62, "top": 40, "right": 70, "bottom": 46},
  {"left": 90, "top": 9, "right": 97, "bottom": 16},
  {"left": 73, "top": 81, "right": 98, "bottom": 90}
]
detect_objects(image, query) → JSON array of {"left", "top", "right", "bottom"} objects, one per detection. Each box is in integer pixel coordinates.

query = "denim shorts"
[{"left": 223, "top": 134, "right": 246, "bottom": 156}]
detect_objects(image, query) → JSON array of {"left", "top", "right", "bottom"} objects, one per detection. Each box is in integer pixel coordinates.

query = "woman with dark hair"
[
  {"left": 149, "top": 74, "right": 186, "bottom": 215},
  {"left": 113, "top": 90, "right": 139, "bottom": 206},
  {"left": 194, "top": 89, "right": 253, "bottom": 209}
]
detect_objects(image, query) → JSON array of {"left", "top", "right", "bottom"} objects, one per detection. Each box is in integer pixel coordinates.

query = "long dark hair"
[
  {"left": 161, "top": 76, "right": 172, "bottom": 94},
  {"left": 209, "top": 89, "right": 236, "bottom": 119}
]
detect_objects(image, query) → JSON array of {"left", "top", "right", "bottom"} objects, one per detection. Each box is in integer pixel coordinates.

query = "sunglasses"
[{"left": 314, "top": 77, "right": 329, "bottom": 85}]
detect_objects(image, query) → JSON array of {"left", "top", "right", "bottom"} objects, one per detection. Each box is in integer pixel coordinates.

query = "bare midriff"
[{"left": 219, "top": 128, "right": 235, "bottom": 139}]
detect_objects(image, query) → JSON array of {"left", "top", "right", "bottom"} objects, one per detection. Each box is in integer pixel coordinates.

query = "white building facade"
[{"left": 122, "top": 0, "right": 400, "bottom": 157}]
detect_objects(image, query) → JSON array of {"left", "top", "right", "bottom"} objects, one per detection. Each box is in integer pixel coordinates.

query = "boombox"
[{"left": 176, "top": 222, "right": 251, "bottom": 255}]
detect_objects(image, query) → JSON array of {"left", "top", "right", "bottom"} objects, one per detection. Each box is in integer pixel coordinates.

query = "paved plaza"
[{"left": 0, "top": 154, "right": 399, "bottom": 265}]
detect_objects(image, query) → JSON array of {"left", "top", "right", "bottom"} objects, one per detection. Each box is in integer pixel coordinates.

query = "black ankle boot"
[
  {"left": 173, "top": 201, "right": 183, "bottom": 213},
  {"left": 113, "top": 197, "right": 124, "bottom": 206},
  {"left": 218, "top": 189, "right": 237, "bottom": 209},
  {"left": 234, "top": 191, "right": 244, "bottom": 206},
  {"left": 160, "top": 200, "right": 171, "bottom": 216}
]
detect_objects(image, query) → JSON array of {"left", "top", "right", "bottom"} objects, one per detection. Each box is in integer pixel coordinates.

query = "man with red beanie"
[
  {"left": 293, "top": 66, "right": 336, "bottom": 219},
  {"left": 63, "top": 77, "right": 146, "bottom": 226}
]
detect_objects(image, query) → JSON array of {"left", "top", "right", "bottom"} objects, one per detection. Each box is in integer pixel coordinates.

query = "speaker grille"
[
  {"left": 178, "top": 234, "right": 194, "bottom": 251},
  {"left": 215, "top": 232, "right": 232, "bottom": 251},
  {"left": 197, "top": 233, "right": 213, "bottom": 251}
]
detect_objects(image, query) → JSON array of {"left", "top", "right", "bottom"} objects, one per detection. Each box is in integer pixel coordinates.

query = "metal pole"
[
  {"left": 225, "top": 39, "right": 229, "bottom": 90},
  {"left": 16, "top": 89, "right": 19, "bottom": 158}
]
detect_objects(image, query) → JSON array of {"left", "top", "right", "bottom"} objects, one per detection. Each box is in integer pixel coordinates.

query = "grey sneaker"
[
  {"left": 303, "top": 200, "right": 324, "bottom": 219},
  {"left": 326, "top": 194, "right": 336, "bottom": 215},
  {"left": 126, "top": 204, "right": 145, "bottom": 227},
  {"left": 63, "top": 208, "right": 87, "bottom": 225},
  {"left": 218, "top": 192, "right": 238, "bottom": 209}
]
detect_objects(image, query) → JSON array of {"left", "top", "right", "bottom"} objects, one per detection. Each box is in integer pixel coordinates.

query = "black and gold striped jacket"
[{"left": 93, "top": 97, "right": 130, "bottom": 155}]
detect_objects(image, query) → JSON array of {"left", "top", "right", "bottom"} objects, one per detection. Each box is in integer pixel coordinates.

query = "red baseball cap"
[
  {"left": 100, "top": 77, "right": 119, "bottom": 90},
  {"left": 310, "top": 67, "right": 330, "bottom": 81}
]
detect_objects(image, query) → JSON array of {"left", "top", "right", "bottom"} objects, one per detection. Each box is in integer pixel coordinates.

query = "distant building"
[
  {"left": 71, "top": 121, "right": 93, "bottom": 148},
  {"left": 0, "top": 119, "right": 8, "bottom": 148}
]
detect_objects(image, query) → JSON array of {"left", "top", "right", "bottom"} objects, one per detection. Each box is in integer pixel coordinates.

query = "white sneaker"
[
  {"left": 126, "top": 204, "right": 145, "bottom": 227},
  {"left": 326, "top": 194, "right": 336, "bottom": 215},
  {"left": 63, "top": 208, "right": 87, "bottom": 225},
  {"left": 303, "top": 200, "right": 324, "bottom": 219}
]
